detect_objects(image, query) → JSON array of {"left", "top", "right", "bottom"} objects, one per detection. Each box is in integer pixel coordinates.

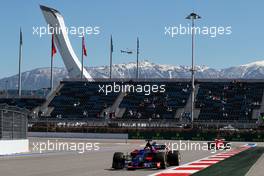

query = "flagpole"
[
  {"left": 81, "top": 36, "right": 84, "bottom": 80},
  {"left": 18, "top": 28, "right": 22, "bottom": 97},
  {"left": 136, "top": 37, "right": 139, "bottom": 79},
  {"left": 109, "top": 35, "right": 113, "bottom": 79},
  {"left": 50, "top": 50, "right": 53, "bottom": 90},
  {"left": 81, "top": 50, "right": 84, "bottom": 79},
  {"left": 50, "top": 35, "right": 54, "bottom": 91}
]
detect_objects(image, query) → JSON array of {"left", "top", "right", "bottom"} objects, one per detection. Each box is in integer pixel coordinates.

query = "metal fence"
[
  {"left": 28, "top": 117, "right": 258, "bottom": 130},
  {"left": 0, "top": 104, "right": 29, "bottom": 140}
]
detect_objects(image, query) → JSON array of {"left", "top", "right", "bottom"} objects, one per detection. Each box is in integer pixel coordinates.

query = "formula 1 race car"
[
  {"left": 112, "top": 140, "right": 181, "bottom": 170},
  {"left": 208, "top": 138, "right": 231, "bottom": 150}
]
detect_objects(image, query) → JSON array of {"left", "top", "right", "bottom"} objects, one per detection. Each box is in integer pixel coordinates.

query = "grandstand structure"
[
  {"left": 25, "top": 79, "right": 264, "bottom": 128},
  {"left": 1, "top": 78, "right": 264, "bottom": 130},
  {"left": 0, "top": 98, "right": 45, "bottom": 112}
]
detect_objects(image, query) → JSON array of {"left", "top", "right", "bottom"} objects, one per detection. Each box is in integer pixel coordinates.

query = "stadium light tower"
[{"left": 186, "top": 12, "right": 201, "bottom": 128}]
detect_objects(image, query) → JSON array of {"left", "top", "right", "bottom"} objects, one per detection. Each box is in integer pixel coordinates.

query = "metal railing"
[{"left": 0, "top": 104, "right": 29, "bottom": 140}]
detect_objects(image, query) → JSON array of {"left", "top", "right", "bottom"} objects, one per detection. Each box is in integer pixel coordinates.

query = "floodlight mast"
[{"left": 186, "top": 12, "right": 201, "bottom": 128}]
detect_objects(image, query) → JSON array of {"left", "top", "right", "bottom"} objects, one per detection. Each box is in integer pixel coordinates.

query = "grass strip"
[{"left": 192, "top": 147, "right": 264, "bottom": 176}]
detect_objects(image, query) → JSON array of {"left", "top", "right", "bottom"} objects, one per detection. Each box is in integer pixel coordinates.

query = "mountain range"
[{"left": 1, "top": 60, "right": 264, "bottom": 90}]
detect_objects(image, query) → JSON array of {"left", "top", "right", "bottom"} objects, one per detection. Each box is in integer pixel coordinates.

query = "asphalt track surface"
[{"left": 0, "top": 138, "right": 251, "bottom": 176}]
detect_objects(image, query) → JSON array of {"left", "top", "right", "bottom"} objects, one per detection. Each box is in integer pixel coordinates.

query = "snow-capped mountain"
[
  {"left": 220, "top": 60, "right": 264, "bottom": 78},
  {"left": 1, "top": 60, "right": 264, "bottom": 90}
]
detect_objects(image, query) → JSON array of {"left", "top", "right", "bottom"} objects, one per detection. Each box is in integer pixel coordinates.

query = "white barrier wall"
[
  {"left": 28, "top": 132, "right": 128, "bottom": 139},
  {"left": 0, "top": 139, "right": 29, "bottom": 155}
]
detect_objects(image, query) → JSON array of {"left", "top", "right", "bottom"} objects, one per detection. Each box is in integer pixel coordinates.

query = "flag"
[
  {"left": 82, "top": 36, "right": 87, "bottom": 56},
  {"left": 20, "top": 28, "right": 23, "bottom": 45},
  {"left": 51, "top": 33, "right": 57, "bottom": 57},
  {"left": 110, "top": 35, "right": 113, "bottom": 53}
]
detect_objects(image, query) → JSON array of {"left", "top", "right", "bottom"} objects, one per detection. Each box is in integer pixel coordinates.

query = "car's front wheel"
[{"left": 154, "top": 152, "right": 167, "bottom": 169}]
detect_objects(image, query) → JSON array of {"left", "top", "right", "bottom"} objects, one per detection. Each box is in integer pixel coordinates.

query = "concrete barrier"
[
  {"left": 0, "top": 139, "right": 29, "bottom": 155},
  {"left": 28, "top": 132, "right": 128, "bottom": 139}
]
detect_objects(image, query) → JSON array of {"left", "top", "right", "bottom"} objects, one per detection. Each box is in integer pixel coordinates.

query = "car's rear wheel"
[
  {"left": 155, "top": 152, "right": 167, "bottom": 169},
  {"left": 167, "top": 151, "right": 180, "bottom": 166},
  {"left": 112, "top": 152, "right": 125, "bottom": 169}
]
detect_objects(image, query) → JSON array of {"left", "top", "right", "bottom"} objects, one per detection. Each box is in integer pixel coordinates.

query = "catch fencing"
[{"left": 0, "top": 104, "right": 29, "bottom": 140}]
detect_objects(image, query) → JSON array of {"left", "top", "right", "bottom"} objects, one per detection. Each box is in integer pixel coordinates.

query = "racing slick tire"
[
  {"left": 167, "top": 151, "right": 180, "bottom": 166},
  {"left": 112, "top": 152, "right": 125, "bottom": 169},
  {"left": 154, "top": 152, "right": 167, "bottom": 169}
]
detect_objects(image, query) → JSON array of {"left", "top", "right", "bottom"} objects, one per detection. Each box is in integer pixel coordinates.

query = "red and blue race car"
[{"left": 112, "top": 140, "right": 181, "bottom": 170}]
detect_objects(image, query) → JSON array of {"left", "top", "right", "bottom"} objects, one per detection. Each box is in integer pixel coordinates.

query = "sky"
[{"left": 0, "top": 0, "right": 264, "bottom": 78}]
